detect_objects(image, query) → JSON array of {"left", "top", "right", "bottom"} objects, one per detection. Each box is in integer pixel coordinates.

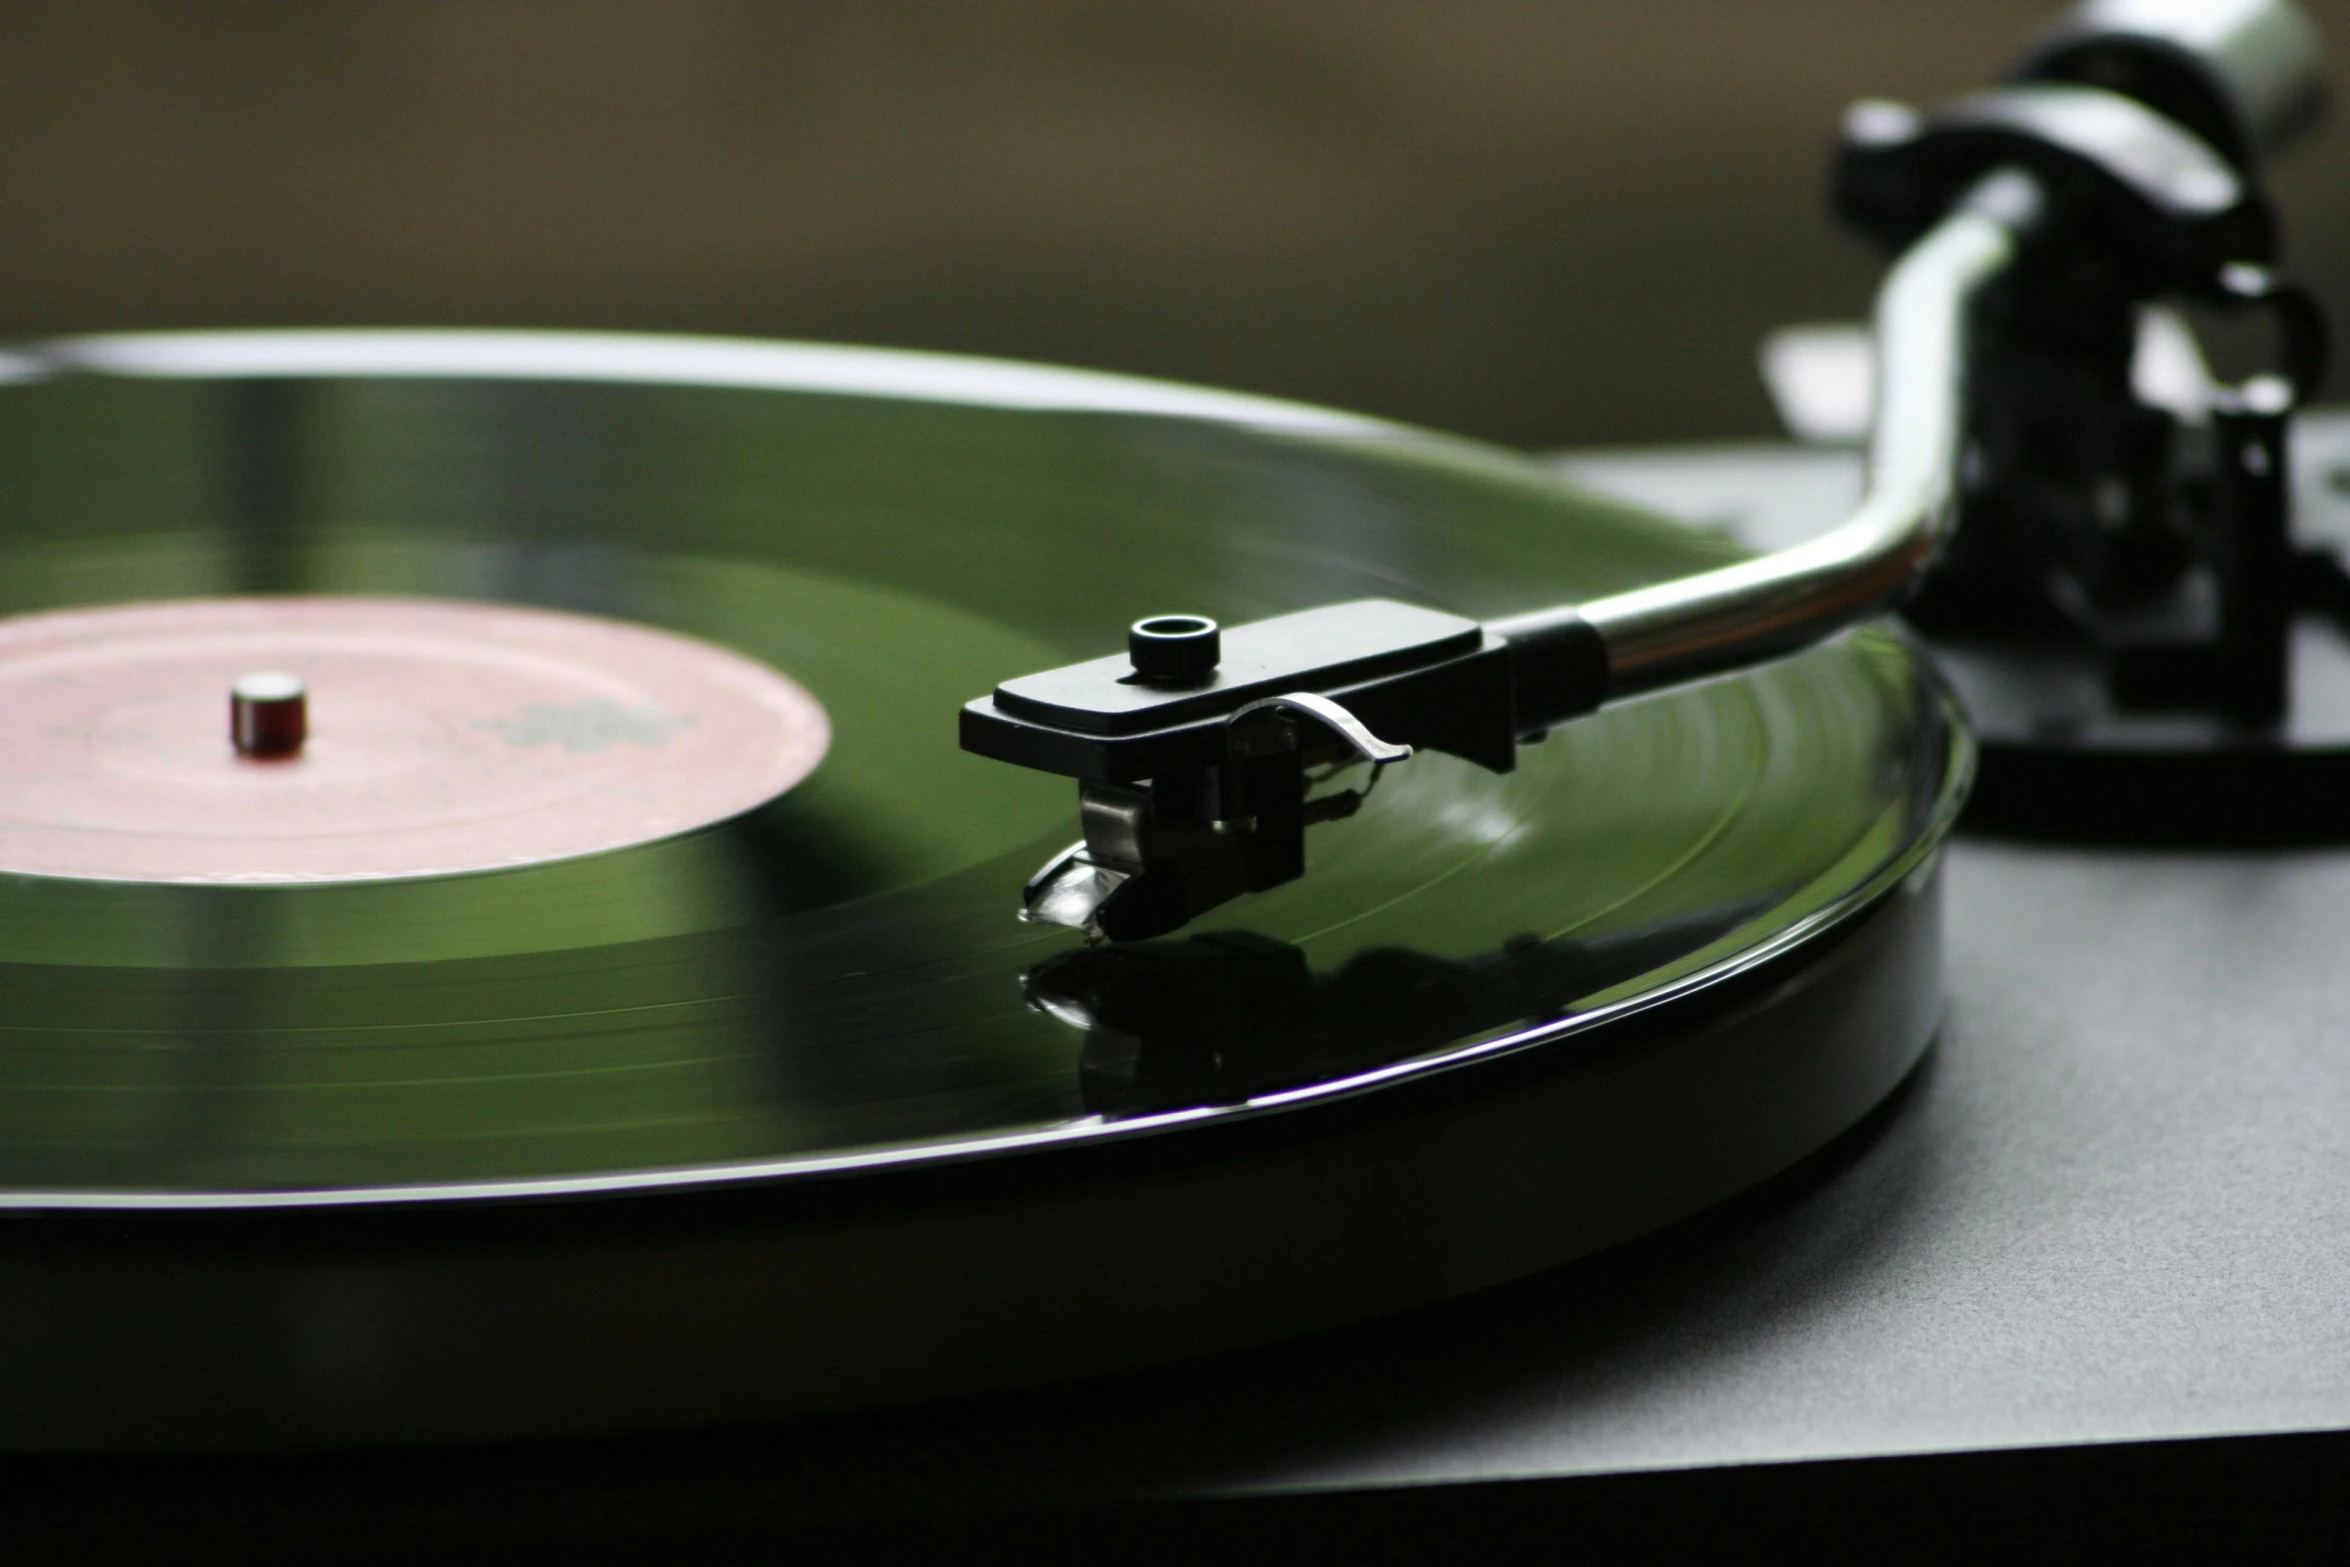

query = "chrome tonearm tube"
[
  {"left": 961, "top": 0, "right": 2328, "bottom": 942},
  {"left": 1512, "top": 170, "right": 2037, "bottom": 703}
]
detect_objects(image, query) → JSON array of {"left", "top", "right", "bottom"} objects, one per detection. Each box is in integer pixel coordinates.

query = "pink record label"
[{"left": 0, "top": 597, "right": 831, "bottom": 883}]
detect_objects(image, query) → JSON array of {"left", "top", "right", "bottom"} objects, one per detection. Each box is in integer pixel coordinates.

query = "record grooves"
[{"left": 0, "top": 331, "right": 1961, "bottom": 1445}]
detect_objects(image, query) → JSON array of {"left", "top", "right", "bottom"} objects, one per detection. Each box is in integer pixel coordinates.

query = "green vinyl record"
[{"left": 0, "top": 332, "right": 1962, "bottom": 1445}]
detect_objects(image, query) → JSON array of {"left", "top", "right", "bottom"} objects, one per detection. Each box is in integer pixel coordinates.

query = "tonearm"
[{"left": 961, "top": 0, "right": 2329, "bottom": 941}]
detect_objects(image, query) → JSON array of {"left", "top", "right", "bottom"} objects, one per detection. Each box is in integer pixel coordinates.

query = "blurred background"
[{"left": 0, "top": 0, "right": 2342, "bottom": 450}]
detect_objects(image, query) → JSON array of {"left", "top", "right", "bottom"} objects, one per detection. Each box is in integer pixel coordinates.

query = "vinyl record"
[{"left": 0, "top": 332, "right": 1962, "bottom": 1446}]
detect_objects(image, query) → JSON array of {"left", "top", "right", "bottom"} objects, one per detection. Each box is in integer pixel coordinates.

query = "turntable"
[{"left": 5, "top": 0, "right": 2350, "bottom": 1556}]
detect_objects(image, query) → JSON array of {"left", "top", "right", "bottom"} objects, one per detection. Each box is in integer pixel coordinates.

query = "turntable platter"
[{"left": 0, "top": 332, "right": 1960, "bottom": 1445}]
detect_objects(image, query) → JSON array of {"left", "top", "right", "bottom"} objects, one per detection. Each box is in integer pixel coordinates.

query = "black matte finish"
[
  {"left": 967, "top": 597, "right": 1519, "bottom": 780},
  {"left": 1003, "top": 601, "right": 1475, "bottom": 737}
]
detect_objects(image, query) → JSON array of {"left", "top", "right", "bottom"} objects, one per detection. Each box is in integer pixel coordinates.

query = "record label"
[{"left": 0, "top": 595, "right": 831, "bottom": 882}]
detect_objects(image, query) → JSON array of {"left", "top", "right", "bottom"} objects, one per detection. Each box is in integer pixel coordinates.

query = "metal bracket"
[{"left": 1226, "top": 692, "right": 1413, "bottom": 766}]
